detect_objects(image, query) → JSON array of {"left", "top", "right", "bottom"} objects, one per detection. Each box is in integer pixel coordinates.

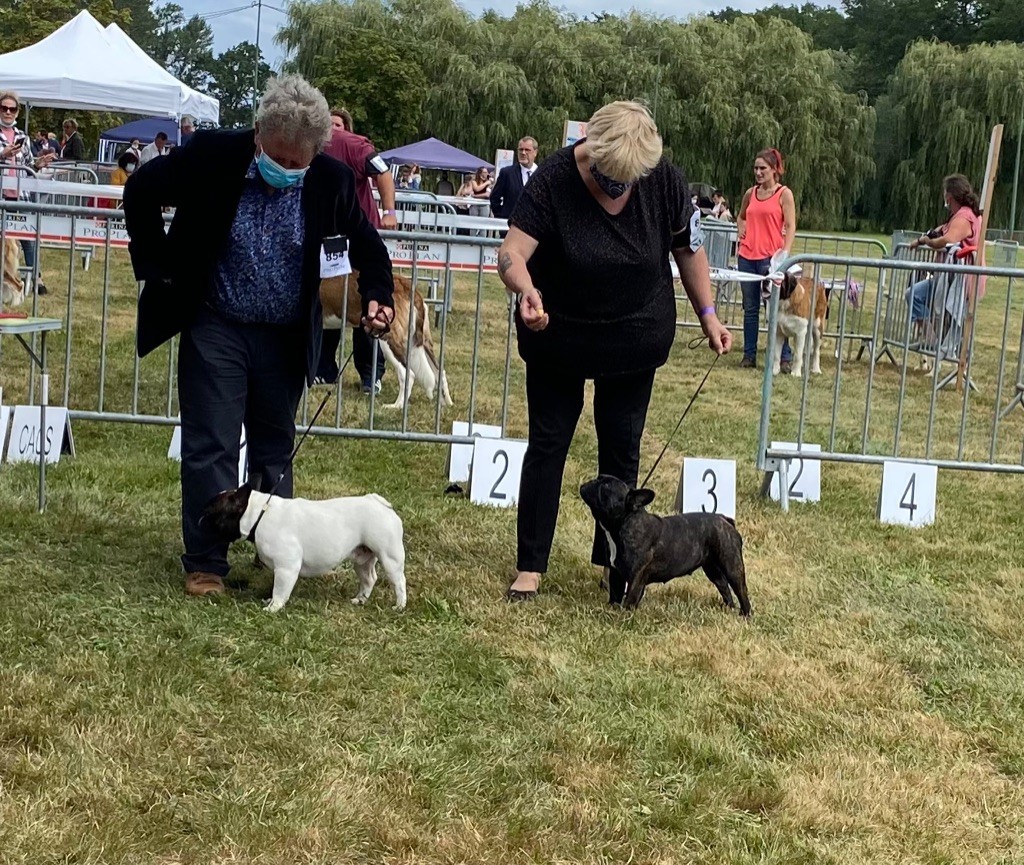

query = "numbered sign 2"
[
  {"left": 768, "top": 441, "right": 821, "bottom": 504},
  {"left": 469, "top": 437, "right": 527, "bottom": 508},
  {"left": 679, "top": 458, "right": 736, "bottom": 518},
  {"left": 448, "top": 421, "right": 502, "bottom": 483},
  {"left": 879, "top": 461, "right": 937, "bottom": 527}
]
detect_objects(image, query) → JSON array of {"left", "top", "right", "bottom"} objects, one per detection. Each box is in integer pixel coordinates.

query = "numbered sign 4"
[
  {"left": 768, "top": 441, "right": 821, "bottom": 504},
  {"left": 879, "top": 461, "right": 937, "bottom": 527},
  {"left": 678, "top": 458, "right": 737, "bottom": 518},
  {"left": 469, "top": 437, "right": 527, "bottom": 508},
  {"left": 448, "top": 421, "right": 503, "bottom": 483}
]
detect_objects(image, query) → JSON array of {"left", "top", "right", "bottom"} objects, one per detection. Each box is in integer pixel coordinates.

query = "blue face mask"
[{"left": 257, "top": 150, "right": 307, "bottom": 189}]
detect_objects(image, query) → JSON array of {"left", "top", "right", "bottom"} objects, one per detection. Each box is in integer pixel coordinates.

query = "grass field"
[{"left": 2, "top": 236, "right": 1024, "bottom": 864}]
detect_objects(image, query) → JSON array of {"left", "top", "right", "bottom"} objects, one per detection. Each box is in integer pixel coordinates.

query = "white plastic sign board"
[
  {"left": 768, "top": 441, "right": 821, "bottom": 503},
  {"left": 469, "top": 437, "right": 527, "bottom": 508},
  {"left": 169, "top": 424, "right": 248, "bottom": 485},
  {"left": 5, "top": 406, "right": 73, "bottom": 465},
  {"left": 494, "top": 149, "right": 515, "bottom": 174},
  {"left": 878, "top": 461, "right": 937, "bottom": 527},
  {"left": 679, "top": 458, "right": 736, "bottom": 519},
  {"left": 0, "top": 405, "right": 9, "bottom": 458},
  {"left": 448, "top": 421, "right": 503, "bottom": 483},
  {"left": 562, "top": 120, "right": 587, "bottom": 147}
]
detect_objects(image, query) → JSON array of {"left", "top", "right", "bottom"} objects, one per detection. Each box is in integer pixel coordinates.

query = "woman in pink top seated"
[
  {"left": 736, "top": 148, "right": 797, "bottom": 369},
  {"left": 906, "top": 174, "right": 982, "bottom": 339}
]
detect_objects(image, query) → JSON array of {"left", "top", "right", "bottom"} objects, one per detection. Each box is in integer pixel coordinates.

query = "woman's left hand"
[{"left": 702, "top": 313, "right": 732, "bottom": 355}]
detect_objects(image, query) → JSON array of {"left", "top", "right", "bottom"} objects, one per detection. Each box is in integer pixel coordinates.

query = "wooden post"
[{"left": 958, "top": 124, "right": 1003, "bottom": 392}]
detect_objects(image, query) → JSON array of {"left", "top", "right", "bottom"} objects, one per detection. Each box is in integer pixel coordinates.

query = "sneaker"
[
  {"left": 361, "top": 379, "right": 383, "bottom": 395},
  {"left": 740, "top": 356, "right": 756, "bottom": 369},
  {"left": 184, "top": 571, "right": 226, "bottom": 596},
  {"left": 780, "top": 359, "right": 793, "bottom": 374},
  {"left": 311, "top": 375, "right": 336, "bottom": 387}
]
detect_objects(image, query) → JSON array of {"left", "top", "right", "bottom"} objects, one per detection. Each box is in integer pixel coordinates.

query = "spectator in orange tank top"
[{"left": 735, "top": 148, "right": 797, "bottom": 370}]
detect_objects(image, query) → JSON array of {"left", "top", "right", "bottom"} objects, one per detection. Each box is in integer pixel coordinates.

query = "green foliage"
[
  {"left": 885, "top": 40, "right": 1024, "bottom": 230},
  {"left": 277, "top": 0, "right": 876, "bottom": 229},
  {"left": 208, "top": 42, "right": 272, "bottom": 129},
  {"left": 0, "top": 0, "right": 126, "bottom": 52},
  {"left": 149, "top": 2, "right": 215, "bottom": 89}
]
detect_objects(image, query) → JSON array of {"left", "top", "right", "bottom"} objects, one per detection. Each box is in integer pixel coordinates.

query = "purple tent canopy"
[{"left": 379, "top": 137, "right": 492, "bottom": 173}]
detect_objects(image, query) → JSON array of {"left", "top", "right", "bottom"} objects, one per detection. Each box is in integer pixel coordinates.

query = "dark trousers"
[
  {"left": 739, "top": 254, "right": 791, "bottom": 363},
  {"left": 316, "top": 328, "right": 385, "bottom": 385},
  {"left": 178, "top": 307, "right": 306, "bottom": 576},
  {"left": 516, "top": 364, "right": 657, "bottom": 573}
]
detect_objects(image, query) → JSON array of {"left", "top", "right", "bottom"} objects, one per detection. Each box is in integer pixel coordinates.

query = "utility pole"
[
  {"left": 252, "top": 0, "right": 263, "bottom": 125},
  {"left": 1011, "top": 108, "right": 1023, "bottom": 236}
]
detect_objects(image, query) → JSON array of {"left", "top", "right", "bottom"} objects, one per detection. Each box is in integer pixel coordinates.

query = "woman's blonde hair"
[
  {"left": 586, "top": 100, "right": 663, "bottom": 183},
  {"left": 0, "top": 91, "right": 19, "bottom": 109}
]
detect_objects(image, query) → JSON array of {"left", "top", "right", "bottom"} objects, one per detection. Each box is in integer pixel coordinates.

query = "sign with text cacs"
[
  {"left": 5, "top": 406, "right": 74, "bottom": 464},
  {"left": 563, "top": 121, "right": 587, "bottom": 147}
]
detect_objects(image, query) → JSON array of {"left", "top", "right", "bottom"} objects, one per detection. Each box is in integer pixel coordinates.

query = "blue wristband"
[{"left": 698, "top": 305, "right": 716, "bottom": 318}]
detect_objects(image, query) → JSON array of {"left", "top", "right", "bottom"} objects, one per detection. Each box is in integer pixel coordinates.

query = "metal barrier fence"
[
  {"left": 756, "top": 252, "right": 1024, "bottom": 510},
  {"left": 690, "top": 223, "right": 888, "bottom": 362},
  {"left": 0, "top": 200, "right": 511, "bottom": 450}
]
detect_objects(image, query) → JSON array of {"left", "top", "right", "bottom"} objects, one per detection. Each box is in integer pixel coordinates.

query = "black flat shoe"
[{"left": 505, "top": 585, "right": 538, "bottom": 602}]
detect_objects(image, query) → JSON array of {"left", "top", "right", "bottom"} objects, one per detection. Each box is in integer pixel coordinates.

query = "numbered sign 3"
[
  {"left": 678, "top": 458, "right": 737, "bottom": 518},
  {"left": 768, "top": 441, "right": 821, "bottom": 504},
  {"left": 469, "top": 437, "right": 527, "bottom": 508},
  {"left": 448, "top": 421, "right": 503, "bottom": 483},
  {"left": 879, "top": 461, "right": 937, "bottom": 527}
]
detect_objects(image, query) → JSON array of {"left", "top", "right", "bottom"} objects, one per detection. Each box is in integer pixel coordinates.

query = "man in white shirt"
[
  {"left": 490, "top": 136, "right": 538, "bottom": 222},
  {"left": 139, "top": 132, "right": 169, "bottom": 165}
]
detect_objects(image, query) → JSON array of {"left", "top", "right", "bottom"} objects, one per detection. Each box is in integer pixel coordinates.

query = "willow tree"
[{"left": 885, "top": 40, "right": 1024, "bottom": 231}]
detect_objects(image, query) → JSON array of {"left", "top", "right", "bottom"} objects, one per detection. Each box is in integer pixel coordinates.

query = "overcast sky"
[{"left": 176, "top": 0, "right": 791, "bottom": 69}]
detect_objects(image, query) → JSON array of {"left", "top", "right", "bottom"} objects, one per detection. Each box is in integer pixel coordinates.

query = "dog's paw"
[
  {"left": 350, "top": 595, "right": 368, "bottom": 605},
  {"left": 772, "top": 365, "right": 781, "bottom": 375},
  {"left": 392, "top": 602, "right": 406, "bottom": 611},
  {"left": 812, "top": 366, "right": 822, "bottom": 375},
  {"left": 263, "top": 599, "right": 285, "bottom": 613}
]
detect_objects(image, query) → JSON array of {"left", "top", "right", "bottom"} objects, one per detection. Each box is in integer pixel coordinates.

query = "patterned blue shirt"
[{"left": 212, "top": 160, "right": 306, "bottom": 324}]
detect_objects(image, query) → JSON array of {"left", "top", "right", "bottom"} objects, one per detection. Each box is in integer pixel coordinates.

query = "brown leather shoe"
[{"left": 185, "top": 572, "right": 226, "bottom": 596}]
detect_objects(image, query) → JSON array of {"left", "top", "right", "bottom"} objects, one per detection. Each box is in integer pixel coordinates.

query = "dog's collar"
[{"left": 246, "top": 497, "right": 273, "bottom": 543}]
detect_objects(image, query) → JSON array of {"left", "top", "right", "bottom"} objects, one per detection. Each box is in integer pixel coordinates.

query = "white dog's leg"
[
  {"left": 379, "top": 341, "right": 412, "bottom": 410},
  {"left": 790, "top": 323, "right": 807, "bottom": 377},
  {"left": 772, "top": 327, "right": 784, "bottom": 375},
  {"left": 440, "top": 369, "right": 453, "bottom": 407},
  {"left": 811, "top": 320, "right": 822, "bottom": 374},
  {"left": 350, "top": 554, "right": 379, "bottom": 606},
  {"left": 265, "top": 566, "right": 301, "bottom": 613},
  {"left": 378, "top": 549, "right": 407, "bottom": 611},
  {"left": 406, "top": 344, "right": 437, "bottom": 400}
]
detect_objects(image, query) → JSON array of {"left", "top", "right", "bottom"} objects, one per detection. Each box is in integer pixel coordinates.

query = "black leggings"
[{"left": 516, "top": 364, "right": 656, "bottom": 572}]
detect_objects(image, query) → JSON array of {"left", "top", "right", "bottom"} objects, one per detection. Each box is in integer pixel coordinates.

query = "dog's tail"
[{"left": 365, "top": 493, "right": 395, "bottom": 511}]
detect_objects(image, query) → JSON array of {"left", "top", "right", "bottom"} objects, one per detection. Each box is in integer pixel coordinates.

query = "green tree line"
[{"left": 276, "top": 0, "right": 1024, "bottom": 231}]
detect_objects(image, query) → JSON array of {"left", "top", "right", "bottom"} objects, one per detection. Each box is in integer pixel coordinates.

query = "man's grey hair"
[{"left": 256, "top": 74, "right": 332, "bottom": 152}]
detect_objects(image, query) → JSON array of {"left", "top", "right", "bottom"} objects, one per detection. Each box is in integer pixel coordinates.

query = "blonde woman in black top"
[{"left": 497, "top": 100, "right": 730, "bottom": 601}]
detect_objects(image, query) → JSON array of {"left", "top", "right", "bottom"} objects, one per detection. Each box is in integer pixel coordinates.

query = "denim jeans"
[
  {"left": 738, "top": 255, "right": 790, "bottom": 363},
  {"left": 19, "top": 238, "right": 36, "bottom": 270},
  {"left": 906, "top": 277, "right": 934, "bottom": 324}
]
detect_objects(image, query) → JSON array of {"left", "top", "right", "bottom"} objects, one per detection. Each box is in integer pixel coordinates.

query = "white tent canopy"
[{"left": 0, "top": 11, "right": 218, "bottom": 122}]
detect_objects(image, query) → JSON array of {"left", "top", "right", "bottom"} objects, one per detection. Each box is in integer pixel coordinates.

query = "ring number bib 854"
[{"left": 320, "top": 235, "right": 351, "bottom": 278}]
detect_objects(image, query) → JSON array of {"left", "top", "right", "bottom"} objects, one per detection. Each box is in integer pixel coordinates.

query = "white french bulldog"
[{"left": 201, "top": 484, "right": 407, "bottom": 612}]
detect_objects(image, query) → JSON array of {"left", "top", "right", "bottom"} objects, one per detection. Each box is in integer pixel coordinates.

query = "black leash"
[
  {"left": 246, "top": 351, "right": 353, "bottom": 542},
  {"left": 639, "top": 352, "right": 720, "bottom": 489}
]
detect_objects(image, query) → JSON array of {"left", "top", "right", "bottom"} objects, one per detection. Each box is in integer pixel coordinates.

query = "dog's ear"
[{"left": 627, "top": 488, "right": 656, "bottom": 511}]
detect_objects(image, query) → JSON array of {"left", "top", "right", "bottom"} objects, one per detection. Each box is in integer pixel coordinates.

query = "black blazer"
[
  {"left": 122, "top": 128, "right": 394, "bottom": 384},
  {"left": 489, "top": 163, "right": 528, "bottom": 221}
]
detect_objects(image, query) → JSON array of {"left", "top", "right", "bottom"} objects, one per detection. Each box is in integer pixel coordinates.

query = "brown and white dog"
[
  {"left": 773, "top": 272, "right": 827, "bottom": 377},
  {"left": 320, "top": 272, "right": 452, "bottom": 409},
  {"left": 1, "top": 237, "right": 25, "bottom": 307}
]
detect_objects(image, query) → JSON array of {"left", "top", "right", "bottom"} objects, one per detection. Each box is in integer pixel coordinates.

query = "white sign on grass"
[
  {"left": 169, "top": 423, "right": 248, "bottom": 486},
  {"left": 768, "top": 441, "right": 821, "bottom": 503},
  {"left": 448, "top": 421, "right": 503, "bottom": 483},
  {"left": 0, "top": 404, "right": 9, "bottom": 458},
  {"left": 679, "top": 458, "right": 737, "bottom": 518},
  {"left": 469, "top": 437, "right": 527, "bottom": 508},
  {"left": 878, "top": 460, "right": 937, "bottom": 527},
  {"left": 5, "top": 406, "right": 73, "bottom": 465}
]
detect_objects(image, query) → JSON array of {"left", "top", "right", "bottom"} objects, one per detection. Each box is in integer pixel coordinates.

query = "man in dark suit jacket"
[
  {"left": 489, "top": 136, "right": 539, "bottom": 221},
  {"left": 123, "top": 74, "right": 394, "bottom": 599}
]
